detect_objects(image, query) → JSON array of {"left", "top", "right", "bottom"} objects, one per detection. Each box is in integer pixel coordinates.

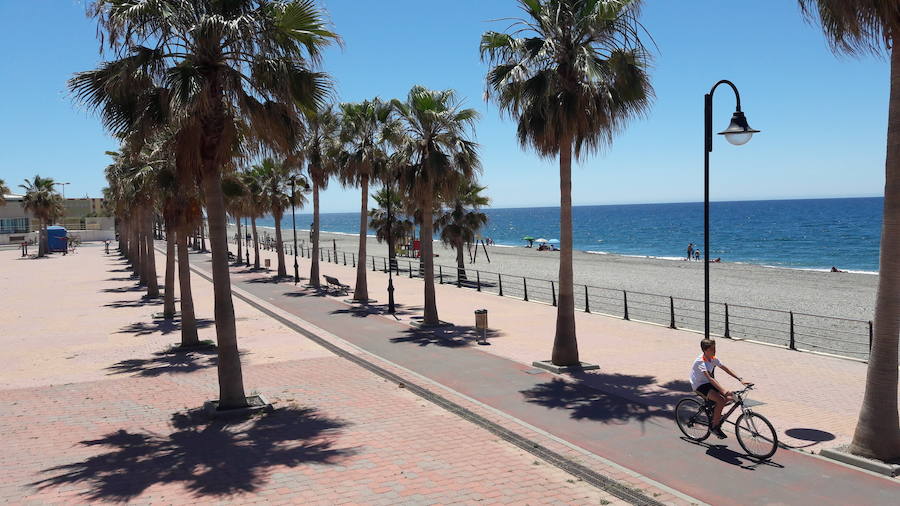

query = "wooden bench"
[{"left": 323, "top": 275, "right": 351, "bottom": 295}]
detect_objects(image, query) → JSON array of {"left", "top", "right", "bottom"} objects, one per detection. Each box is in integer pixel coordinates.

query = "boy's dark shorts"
[{"left": 696, "top": 383, "right": 722, "bottom": 397}]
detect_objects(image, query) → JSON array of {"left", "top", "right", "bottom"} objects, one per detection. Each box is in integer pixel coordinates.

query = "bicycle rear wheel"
[
  {"left": 735, "top": 412, "right": 778, "bottom": 460},
  {"left": 675, "top": 398, "right": 711, "bottom": 441}
]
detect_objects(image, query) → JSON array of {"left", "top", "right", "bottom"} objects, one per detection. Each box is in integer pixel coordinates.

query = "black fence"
[{"left": 248, "top": 238, "right": 873, "bottom": 363}]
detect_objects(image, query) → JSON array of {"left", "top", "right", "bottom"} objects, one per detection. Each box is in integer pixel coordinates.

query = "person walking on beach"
[
  {"left": 694, "top": 249, "right": 701, "bottom": 261},
  {"left": 686, "top": 243, "right": 694, "bottom": 261}
]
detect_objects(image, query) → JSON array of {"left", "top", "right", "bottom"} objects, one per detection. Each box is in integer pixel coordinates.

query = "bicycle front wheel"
[
  {"left": 735, "top": 412, "right": 778, "bottom": 460},
  {"left": 675, "top": 398, "right": 711, "bottom": 441}
]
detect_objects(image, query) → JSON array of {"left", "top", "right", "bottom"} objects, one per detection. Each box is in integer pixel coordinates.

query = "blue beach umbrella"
[{"left": 548, "top": 239, "right": 559, "bottom": 244}]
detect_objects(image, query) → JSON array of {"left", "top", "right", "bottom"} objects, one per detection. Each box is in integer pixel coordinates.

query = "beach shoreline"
[{"left": 230, "top": 223, "right": 877, "bottom": 322}]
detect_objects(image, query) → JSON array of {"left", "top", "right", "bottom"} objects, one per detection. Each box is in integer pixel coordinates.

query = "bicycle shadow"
[{"left": 679, "top": 437, "right": 785, "bottom": 470}]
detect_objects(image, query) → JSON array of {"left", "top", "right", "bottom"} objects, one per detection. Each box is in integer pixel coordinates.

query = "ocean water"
[{"left": 255, "top": 197, "right": 883, "bottom": 273}]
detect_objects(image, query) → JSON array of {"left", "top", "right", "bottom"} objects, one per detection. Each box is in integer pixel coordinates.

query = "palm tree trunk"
[
  {"left": 137, "top": 210, "right": 148, "bottom": 286},
  {"left": 251, "top": 216, "right": 260, "bottom": 269},
  {"left": 422, "top": 191, "right": 439, "bottom": 324},
  {"left": 200, "top": 220, "right": 207, "bottom": 252},
  {"left": 850, "top": 44, "right": 900, "bottom": 460},
  {"left": 144, "top": 206, "right": 160, "bottom": 298},
  {"left": 552, "top": 134, "right": 579, "bottom": 366},
  {"left": 163, "top": 216, "right": 177, "bottom": 317},
  {"left": 274, "top": 208, "right": 287, "bottom": 277},
  {"left": 176, "top": 226, "right": 199, "bottom": 347},
  {"left": 200, "top": 166, "right": 247, "bottom": 408},
  {"left": 354, "top": 175, "right": 369, "bottom": 301},
  {"left": 235, "top": 216, "right": 242, "bottom": 264},
  {"left": 310, "top": 180, "right": 321, "bottom": 287},
  {"left": 456, "top": 238, "right": 467, "bottom": 281}
]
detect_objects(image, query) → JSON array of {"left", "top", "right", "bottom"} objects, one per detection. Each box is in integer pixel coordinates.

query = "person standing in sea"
[{"left": 687, "top": 243, "right": 694, "bottom": 261}]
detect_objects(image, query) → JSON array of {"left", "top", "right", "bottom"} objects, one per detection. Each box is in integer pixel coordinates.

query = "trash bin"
[
  {"left": 264, "top": 258, "right": 271, "bottom": 269},
  {"left": 474, "top": 309, "right": 489, "bottom": 345}
]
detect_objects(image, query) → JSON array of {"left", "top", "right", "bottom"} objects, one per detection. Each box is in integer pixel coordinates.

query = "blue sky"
[{"left": 0, "top": 0, "right": 889, "bottom": 212}]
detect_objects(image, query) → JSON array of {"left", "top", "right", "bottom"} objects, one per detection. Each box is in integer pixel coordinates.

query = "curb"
[{"left": 819, "top": 448, "right": 900, "bottom": 477}]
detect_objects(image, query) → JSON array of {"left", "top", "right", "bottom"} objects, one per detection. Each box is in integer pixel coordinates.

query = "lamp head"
[{"left": 718, "top": 111, "right": 760, "bottom": 146}]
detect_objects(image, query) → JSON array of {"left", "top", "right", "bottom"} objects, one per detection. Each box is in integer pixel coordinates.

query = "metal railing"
[{"left": 240, "top": 237, "right": 874, "bottom": 362}]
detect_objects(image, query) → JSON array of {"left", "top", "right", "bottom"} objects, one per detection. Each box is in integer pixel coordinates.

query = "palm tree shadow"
[
  {"left": 105, "top": 346, "right": 232, "bottom": 377},
  {"left": 519, "top": 372, "right": 688, "bottom": 427},
  {"left": 389, "top": 325, "right": 500, "bottom": 347},
  {"left": 104, "top": 298, "right": 163, "bottom": 309},
  {"left": 328, "top": 303, "right": 421, "bottom": 319},
  {"left": 117, "top": 318, "right": 215, "bottom": 337},
  {"left": 30, "top": 406, "right": 356, "bottom": 502},
  {"left": 247, "top": 275, "right": 295, "bottom": 284}
]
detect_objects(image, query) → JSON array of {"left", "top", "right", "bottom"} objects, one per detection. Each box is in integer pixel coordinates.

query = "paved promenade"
[
  {"left": 0, "top": 246, "right": 627, "bottom": 505},
  {"left": 211, "top": 243, "right": 900, "bottom": 505}
]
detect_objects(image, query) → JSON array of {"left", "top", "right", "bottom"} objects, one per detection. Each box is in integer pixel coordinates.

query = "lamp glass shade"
[
  {"left": 724, "top": 131, "right": 753, "bottom": 146},
  {"left": 717, "top": 111, "right": 759, "bottom": 146}
]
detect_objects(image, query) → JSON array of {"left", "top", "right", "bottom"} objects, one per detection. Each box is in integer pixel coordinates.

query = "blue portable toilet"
[{"left": 47, "top": 226, "right": 68, "bottom": 253}]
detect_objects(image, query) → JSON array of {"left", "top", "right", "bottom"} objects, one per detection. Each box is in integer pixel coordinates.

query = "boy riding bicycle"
[{"left": 689, "top": 338, "right": 751, "bottom": 439}]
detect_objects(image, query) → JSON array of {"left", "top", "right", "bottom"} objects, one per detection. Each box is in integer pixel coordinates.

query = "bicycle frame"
[{"left": 704, "top": 388, "right": 754, "bottom": 424}]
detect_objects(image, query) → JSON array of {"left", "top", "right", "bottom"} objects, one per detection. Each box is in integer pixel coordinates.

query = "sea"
[{"left": 255, "top": 197, "right": 883, "bottom": 274}]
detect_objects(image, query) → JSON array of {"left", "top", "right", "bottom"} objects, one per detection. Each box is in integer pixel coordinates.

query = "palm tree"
[
  {"left": 240, "top": 167, "right": 267, "bottom": 270},
  {"left": 338, "top": 99, "right": 401, "bottom": 302},
  {"left": 301, "top": 106, "right": 340, "bottom": 288},
  {"left": 369, "top": 185, "right": 414, "bottom": 271},
  {"left": 20, "top": 175, "right": 64, "bottom": 257},
  {"left": 481, "top": 0, "right": 653, "bottom": 366},
  {"left": 799, "top": 0, "right": 900, "bottom": 461},
  {"left": 0, "top": 179, "right": 9, "bottom": 206},
  {"left": 75, "top": 0, "right": 339, "bottom": 409},
  {"left": 256, "top": 158, "right": 307, "bottom": 278},
  {"left": 394, "top": 86, "right": 481, "bottom": 325},
  {"left": 436, "top": 181, "right": 490, "bottom": 282}
]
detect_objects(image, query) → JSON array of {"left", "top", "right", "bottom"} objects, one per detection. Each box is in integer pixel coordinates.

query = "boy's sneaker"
[{"left": 712, "top": 426, "right": 727, "bottom": 439}]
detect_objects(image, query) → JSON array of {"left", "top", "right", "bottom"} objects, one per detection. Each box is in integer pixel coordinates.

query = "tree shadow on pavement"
[
  {"left": 105, "top": 345, "right": 230, "bottom": 377},
  {"left": 117, "top": 318, "right": 214, "bottom": 337},
  {"left": 104, "top": 298, "right": 163, "bottom": 309},
  {"left": 389, "top": 325, "right": 500, "bottom": 348},
  {"left": 247, "top": 275, "right": 295, "bottom": 284},
  {"left": 101, "top": 285, "right": 146, "bottom": 293},
  {"left": 330, "top": 303, "right": 422, "bottom": 319},
  {"left": 520, "top": 376, "right": 672, "bottom": 426},
  {"left": 30, "top": 406, "right": 355, "bottom": 502},
  {"left": 782, "top": 428, "right": 836, "bottom": 449}
]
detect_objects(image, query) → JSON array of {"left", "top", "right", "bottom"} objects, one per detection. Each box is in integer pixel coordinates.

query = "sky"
[{"left": 0, "top": 0, "right": 890, "bottom": 213}]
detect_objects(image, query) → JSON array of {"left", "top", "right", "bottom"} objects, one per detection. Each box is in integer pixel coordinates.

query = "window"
[{"left": 0, "top": 218, "right": 30, "bottom": 234}]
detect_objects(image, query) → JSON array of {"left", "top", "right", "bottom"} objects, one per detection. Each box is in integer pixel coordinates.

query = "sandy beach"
[{"left": 234, "top": 224, "right": 877, "bottom": 322}]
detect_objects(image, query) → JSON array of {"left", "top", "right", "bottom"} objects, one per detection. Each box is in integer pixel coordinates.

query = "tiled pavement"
[{"left": 0, "top": 246, "right": 637, "bottom": 505}]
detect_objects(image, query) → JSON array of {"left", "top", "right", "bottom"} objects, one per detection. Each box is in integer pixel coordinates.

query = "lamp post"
[
  {"left": 244, "top": 216, "right": 250, "bottom": 266},
  {"left": 54, "top": 182, "right": 70, "bottom": 199},
  {"left": 385, "top": 183, "right": 396, "bottom": 314},
  {"left": 290, "top": 177, "right": 300, "bottom": 284},
  {"left": 703, "top": 80, "right": 759, "bottom": 339}
]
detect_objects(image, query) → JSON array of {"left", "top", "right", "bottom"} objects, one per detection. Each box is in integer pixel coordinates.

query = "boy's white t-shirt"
[{"left": 690, "top": 354, "right": 722, "bottom": 391}]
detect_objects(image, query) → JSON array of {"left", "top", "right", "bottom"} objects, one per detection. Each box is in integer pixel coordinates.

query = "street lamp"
[
  {"left": 290, "top": 177, "right": 300, "bottom": 284},
  {"left": 385, "top": 183, "right": 396, "bottom": 314},
  {"left": 703, "top": 80, "right": 759, "bottom": 339},
  {"left": 244, "top": 216, "right": 250, "bottom": 266},
  {"left": 53, "top": 182, "right": 70, "bottom": 199}
]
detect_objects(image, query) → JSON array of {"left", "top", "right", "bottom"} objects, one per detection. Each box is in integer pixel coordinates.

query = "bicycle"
[{"left": 675, "top": 384, "right": 778, "bottom": 460}]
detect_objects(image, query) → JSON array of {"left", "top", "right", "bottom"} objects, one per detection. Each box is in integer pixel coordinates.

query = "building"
[{"left": 0, "top": 194, "right": 114, "bottom": 245}]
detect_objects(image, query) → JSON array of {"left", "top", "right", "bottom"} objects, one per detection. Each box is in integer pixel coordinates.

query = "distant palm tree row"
[{"left": 68, "top": 0, "right": 897, "bottom": 461}]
